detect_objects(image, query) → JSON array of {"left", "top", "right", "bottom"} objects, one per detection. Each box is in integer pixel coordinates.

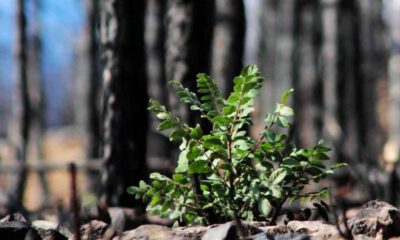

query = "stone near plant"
[
  {"left": 349, "top": 200, "right": 400, "bottom": 239},
  {"left": 0, "top": 212, "right": 28, "bottom": 223},
  {"left": 202, "top": 222, "right": 237, "bottom": 240},
  {"left": 286, "top": 221, "right": 339, "bottom": 239},
  {"left": 0, "top": 220, "right": 36, "bottom": 240},
  {"left": 77, "top": 220, "right": 110, "bottom": 240},
  {"left": 257, "top": 225, "right": 290, "bottom": 237},
  {"left": 114, "top": 224, "right": 189, "bottom": 240},
  {"left": 32, "top": 220, "right": 70, "bottom": 240},
  {"left": 174, "top": 225, "right": 207, "bottom": 240}
]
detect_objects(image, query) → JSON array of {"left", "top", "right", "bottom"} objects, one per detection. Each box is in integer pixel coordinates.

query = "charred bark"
[
  {"left": 293, "top": 0, "right": 321, "bottom": 147},
  {"left": 165, "top": 0, "right": 214, "bottom": 124},
  {"left": 28, "top": 0, "right": 50, "bottom": 208},
  {"left": 8, "top": 0, "right": 30, "bottom": 206},
  {"left": 145, "top": 0, "right": 172, "bottom": 172},
  {"left": 211, "top": 0, "right": 245, "bottom": 97},
  {"left": 100, "top": 0, "right": 148, "bottom": 208}
]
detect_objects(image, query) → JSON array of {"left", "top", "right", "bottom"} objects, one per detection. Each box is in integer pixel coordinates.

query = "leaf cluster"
[{"left": 128, "top": 65, "right": 346, "bottom": 225}]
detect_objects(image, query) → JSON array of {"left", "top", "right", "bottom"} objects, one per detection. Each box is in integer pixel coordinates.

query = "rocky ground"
[{"left": 1, "top": 200, "right": 400, "bottom": 240}]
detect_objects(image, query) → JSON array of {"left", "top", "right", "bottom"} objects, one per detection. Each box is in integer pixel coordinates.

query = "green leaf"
[
  {"left": 269, "top": 168, "right": 287, "bottom": 185},
  {"left": 127, "top": 186, "right": 140, "bottom": 195},
  {"left": 222, "top": 105, "right": 236, "bottom": 115},
  {"left": 169, "top": 80, "right": 203, "bottom": 113},
  {"left": 310, "top": 159, "right": 325, "bottom": 169},
  {"left": 331, "top": 162, "right": 347, "bottom": 169},
  {"left": 306, "top": 167, "right": 322, "bottom": 176},
  {"left": 279, "top": 106, "right": 294, "bottom": 116},
  {"left": 173, "top": 174, "right": 186, "bottom": 183},
  {"left": 185, "top": 212, "right": 197, "bottom": 223},
  {"left": 175, "top": 149, "right": 189, "bottom": 173},
  {"left": 203, "top": 136, "right": 224, "bottom": 150},
  {"left": 269, "top": 185, "right": 283, "bottom": 198},
  {"left": 169, "top": 211, "right": 181, "bottom": 220},
  {"left": 196, "top": 73, "right": 224, "bottom": 117},
  {"left": 282, "top": 158, "right": 300, "bottom": 168},
  {"left": 150, "top": 193, "right": 161, "bottom": 207},
  {"left": 315, "top": 152, "right": 330, "bottom": 160},
  {"left": 264, "top": 131, "right": 276, "bottom": 142},
  {"left": 188, "top": 160, "right": 211, "bottom": 174},
  {"left": 281, "top": 88, "right": 294, "bottom": 105},
  {"left": 161, "top": 200, "right": 172, "bottom": 212},
  {"left": 170, "top": 129, "right": 184, "bottom": 141},
  {"left": 315, "top": 145, "right": 331, "bottom": 153},
  {"left": 264, "top": 113, "right": 275, "bottom": 123},
  {"left": 190, "top": 124, "right": 203, "bottom": 139},
  {"left": 276, "top": 116, "right": 290, "bottom": 128},
  {"left": 158, "top": 119, "right": 175, "bottom": 131},
  {"left": 139, "top": 180, "right": 147, "bottom": 191},
  {"left": 213, "top": 116, "right": 231, "bottom": 126},
  {"left": 150, "top": 172, "right": 170, "bottom": 181},
  {"left": 258, "top": 198, "right": 272, "bottom": 216}
]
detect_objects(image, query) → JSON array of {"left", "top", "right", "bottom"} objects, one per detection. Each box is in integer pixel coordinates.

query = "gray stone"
[
  {"left": 0, "top": 212, "right": 28, "bottom": 223},
  {"left": 32, "top": 220, "right": 71, "bottom": 240},
  {"left": 174, "top": 225, "right": 206, "bottom": 240},
  {"left": 258, "top": 225, "right": 290, "bottom": 237},
  {"left": 0, "top": 221, "right": 34, "bottom": 240},
  {"left": 286, "top": 220, "right": 339, "bottom": 239},
  {"left": 244, "top": 232, "right": 271, "bottom": 240},
  {"left": 349, "top": 200, "right": 400, "bottom": 239},
  {"left": 79, "top": 220, "right": 110, "bottom": 240},
  {"left": 273, "top": 233, "right": 310, "bottom": 240},
  {"left": 115, "top": 224, "right": 188, "bottom": 240},
  {"left": 202, "top": 222, "right": 237, "bottom": 240}
]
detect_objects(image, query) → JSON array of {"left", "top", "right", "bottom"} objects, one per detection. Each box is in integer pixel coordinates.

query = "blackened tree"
[{"left": 100, "top": 0, "right": 148, "bottom": 208}]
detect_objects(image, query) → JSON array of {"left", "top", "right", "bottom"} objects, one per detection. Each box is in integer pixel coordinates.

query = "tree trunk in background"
[
  {"left": 293, "top": 0, "right": 321, "bottom": 147},
  {"left": 100, "top": 0, "right": 148, "bottom": 208},
  {"left": 258, "top": 0, "right": 295, "bottom": 119},
  {"left": 274, "top": 0, "right": 295, "bottom": 103},
  {"left": 357, "top": 0, "right": 384, "bottom": 166},
  {"left": 211, "top": 0, "right": 245, "bottom": 97},
  {"left": 28, "top": 0, "right": 50, "bottom": 208},
  {"left": 321, "top": 0, "right": 340, "bottom": 152},
  {"left": 165, "top": 0, "right": 214, "bottom": 125},
  {"left": 385, "top": 2, "right": 400, "bottom": 161},
  {"left": 384, "top": 0, "right": 400, "bottom": 203},
  {"left": 257, "top": 0, "right": 278, "bottom": 117},
  {"left": 85, "top": 0, "right": 101, "bottom": 193},
  {"left": 8, "top": 0, "right": 30, "bottom": 207},
  {"left": 145, "top": 0, "right": 172, "bottom": 172},
  {"left": 164, "top": 0, "right": 216, "bottom": 221},
  {"left": 337, "top": 0, "right": 363, "bottom": 175}
]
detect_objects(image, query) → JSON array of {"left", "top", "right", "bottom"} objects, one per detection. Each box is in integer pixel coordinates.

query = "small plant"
[{"left": 128, "top": 65, "right": 346, "bottom": 226}]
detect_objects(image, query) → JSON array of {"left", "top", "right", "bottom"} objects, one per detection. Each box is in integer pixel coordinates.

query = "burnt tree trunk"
[
  {"left": 100, "top": 0, "right": 148, "bottom": 208},
  {"left": 384, "top": 0, "right": 400, "bottom": 203},
  {"left": 164, "top": 0, "right": 217, "bottom": 223},
  {"left": 385, "top": 1, "right": 400, "bottom": 161},
  {"left": 9, "top": 0, "right": 30, "bottom": 206},
  {"left": 84, "top": 0, "right": 101, "bottom": 193},
  {"left": 357, "top": 0, "right": 383, "bottom": 167},
  {"left": 165, "top": 0, "right": 214, "bottom": 125},
  {"left": 321, "top": 0, "right": 340, "bottom": 156},
  {"left": 28, "top": 0, "right": 50, "bottom": 207},
  {"left": 337, "top": 0, "right": 362, "bottom": 166},
  {"left": 293, "top": 0, "right": 321, "bottom": 147},
  {"left": 211, "top": 0, "right": 245, "bottom": 97},
  {"left": 145, "top": 0, "right": 172, "bottom": 172},
  {"left": 258, "top": 0, "right": 295, "bottom": 119}
]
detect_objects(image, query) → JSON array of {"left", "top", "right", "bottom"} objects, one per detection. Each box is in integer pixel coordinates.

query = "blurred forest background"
[{"left": 0, "top": 0, "right": 400, "bottom": 218}]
